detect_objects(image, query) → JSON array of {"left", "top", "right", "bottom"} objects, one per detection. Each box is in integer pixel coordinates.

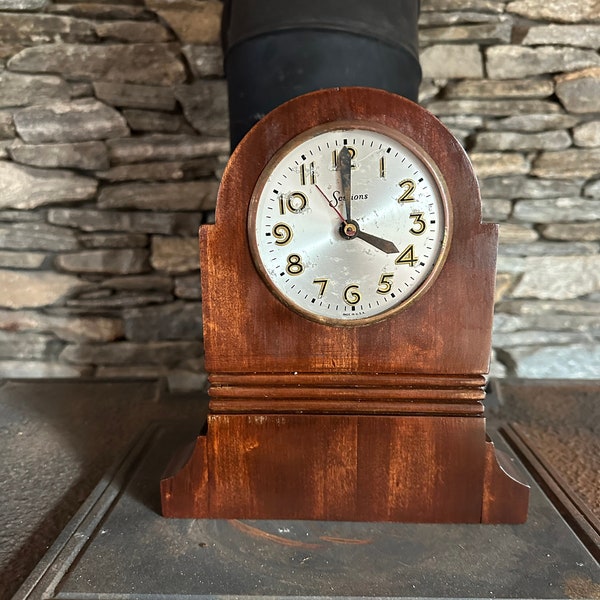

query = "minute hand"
[
  {"left": 339, "top": 146, "right": 352, "bottom": 222},
  {"left": 355, "top": 229, "right": 399, "bottom": 254}
]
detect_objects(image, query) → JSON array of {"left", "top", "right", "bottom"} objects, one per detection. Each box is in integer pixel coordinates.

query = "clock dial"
[{"left": 248, "top": 122, "right": 451, "bottom": 325}]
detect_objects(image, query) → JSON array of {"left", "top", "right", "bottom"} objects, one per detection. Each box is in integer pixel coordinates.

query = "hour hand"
[{"left": 356, "top": 230, "right": 399, "bottom": 254}]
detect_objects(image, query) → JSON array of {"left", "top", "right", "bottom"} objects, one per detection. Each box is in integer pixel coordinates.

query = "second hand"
[{"left": 315, "top": 183, "right": 346, "bottom": 223}]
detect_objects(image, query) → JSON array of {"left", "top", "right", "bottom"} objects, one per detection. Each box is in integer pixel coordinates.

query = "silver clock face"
[{"left": 248, "top": 122, "right": 451, "bottom": 326}]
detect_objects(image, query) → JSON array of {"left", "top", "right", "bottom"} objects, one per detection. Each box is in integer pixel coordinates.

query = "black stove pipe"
[{"left": 222, "top": 0, "right": 422, "bottom": 149}]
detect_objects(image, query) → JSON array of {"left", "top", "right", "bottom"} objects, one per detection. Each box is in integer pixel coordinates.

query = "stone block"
[
  {"left": 480, "top": 176, "right": 582, "bottom": 199},
  {"left": 0, "top": 12, "right": 95, "bottom": 44},
  {"left": 182, "top": 44, "right": 223, "bottom": 78},
  {"left": 0, "top": 359, "right": 88, "bottom": 377},
  {"left": 0, "top": 110, "right": 15, "bottom": 138},
  {"left": 95, "top": 158, "right": 219, "bottom": 182},
  {"left": 0, "top": 222, "right": 78, "bottom": 251},
  {"left": 498, "top": 241, "right": 597, "bottom": 257},
  {"left": 470, "top": 152, "right": 530, "bottom": 178},
  {"left": 422, "top": 0, "right": 504, "bottom": 13},
  {"left": 0, "top": 331, "right": 63, "bottom": 360},
  {"left": 420, "top": 11, "right": 505, "bottom": 26},
  {"left": 122, "top": 109, "right": 186, "bottom": 133},
  {"left": 8, "top": 43, "right": 186, "bottom": 85},
  {"left": 94, "top": 20, "right": 173, "bottom": 43},
  {"left": 79, "top": 233, "right": 149, "bottom": 249},
  {"left": 50, "top": 3, "right": 151, "bottom": 20},
  {"left": 532, "top": 148, "right": 600, "bottom": 178},
  {"left": 13, "top": 99, "right": 129, "bottom": 143},
  {"left": 488, "top": 350, "right": 507, "bottom": 378},
  {"left": 64, "top": 291, "right": 173, "bottom": 310},
  {"left": 427, "top": 98, "right": 560, "bottom": 116},
  {"left": 514, "top": 197, "right": 600, "bottom": 223},
  {"left": 585, "top": 180, "right": 600, "bottom": 197},
  {"left": 496, "top": 298, "right": 600, "bottom": 316},
  {"left": 55, "top": 249, "right": 150, "bottom": 275},
  {"left": 0, "top": 162, "right": 97, "bottom": 209},
  {"left": 101, "top": 274, "right": 173, "bottom": 291},
  {"left": 60, "top": 340, "right": 203, "bottom": 366},
  {"left": 419, "top": 21, "right": 512, "bottom": 45},
  {"left": 418, "top": 79, "right": 445, "bottom": 103},
  {"left": 174, "top": 273, "right": 201, "bottom": 299},
  {"left": 98, "top": 180, "right": 219, "bottom": 211},
  {"left": 474, "top": 130, "right": 571, "bottom": 152},
  {"left": 0, "top": 210, "right": 44, "bottom": 223},
  {"left": 0, "top": 269, "right": 83, "bottom": 308},
  {"left": 420, "top": 44, "right": 483, "bottom": 79},
  {"left": 540, "top": 222, "right": 600, "bottom": 241},
  {"left": 47, "top": 208, "right": 200, "bottom": 235},
  {"left": 9, "top": 140, "right": 109, "bottom": 170},
  {"left": 93, "top": 81, "right": 176, "bottom": 111},
  {"left": 167, "top": 368, "right": 208, "bottom": 393},
  {"left": 496, "top": 255, "right": 528, "bottom": 274},
  {"left": 555, "top": 68, "right": 600, "bottom": 113},
  {"left": 0, "top": 72, "right": 70, "bottom": 109},
  {"left": 506, "top": 0, "right": 600, "bottom": 23},
  {"left": 123, "top": 301, "right": 202, "bottom": 341},
  {"left": 175, "top": 80, "right": 229, "bottom": 136},
  {"left": 512, "top": 255, "right": 600, "bottom": 299},
  {"left": 493, "top": 330, "right": 588, "bottom": 347},
  {"left": 146, "top": 0, "right": 222, "bottom": 44},
  {"left": 0, "top": 250, "right": 45, "bottom": 269},
  {"left": 106, "top": 133, "right": 229, "bottom": 164},
  {"left": 0, "top": 309, "right": 124, "bottom": 342},
  {"left": 150, "top": 236, "right": 199, "bottom": 273},
  {"left": 445, "top": 78, "right": 554, "bottom": 99},
  {"left": 522, "top": 24, "right": 600, "bottom": 48},
  {"left": 481, "top": 198, "right": 512, "bottom": 221},
  {"left": 499, "top": 223, "right": 539, "bottom": 244},
  {"left": 509, "top": 344, "right": 600, "bottom": 379},
  {"left": 486, "top": 114, "right": 580, "bottom": 132},
  {"left": 0, "top": 0, "right": 48, "bottom": 9},
  {"left": 438, "top": 115, "right": 483, "bottom": 139},
  {"left": 494, "top": 272, "right": 515, "bottom": 302},
  {"left": 487, "top": 46, "right": 600, "bottom": 79},
  {"left": 573, "top": 121, "right": 600, "bottom": 147}
]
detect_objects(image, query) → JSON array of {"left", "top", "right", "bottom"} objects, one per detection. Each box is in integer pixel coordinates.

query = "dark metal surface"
[
  {"left": 222, "top": 0, "right": 420, "bottom": 58},
  {"left": 222, "top": 0, "right": 421, "bottom": 147},
  {"left": 14, "top": 421, "right": 599, "bottom": 600},
  {"left": 0, "top": 379, "right": 206, "bottom": 600}
]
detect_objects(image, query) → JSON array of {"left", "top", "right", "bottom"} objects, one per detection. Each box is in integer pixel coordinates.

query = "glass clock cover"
[{"left": 248, "top": 122, "right": 451, "bottom": 325}]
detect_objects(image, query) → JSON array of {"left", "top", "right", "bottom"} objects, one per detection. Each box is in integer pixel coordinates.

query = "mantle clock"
[{"left": 161, "top": 87, "right": 529, "bottom": 523}]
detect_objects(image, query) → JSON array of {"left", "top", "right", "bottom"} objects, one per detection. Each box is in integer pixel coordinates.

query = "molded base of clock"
[{"left": 160, "top": 413, "right": 529, "bottom": 523}]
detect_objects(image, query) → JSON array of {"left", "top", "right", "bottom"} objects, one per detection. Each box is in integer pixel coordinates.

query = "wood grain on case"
[{"left": 161, "top": 88, "right": 529, "bottom": 523}]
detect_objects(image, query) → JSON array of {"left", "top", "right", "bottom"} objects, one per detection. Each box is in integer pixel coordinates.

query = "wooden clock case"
[{"left": 161, "top": 87, "right": 529, "bottom": 523}]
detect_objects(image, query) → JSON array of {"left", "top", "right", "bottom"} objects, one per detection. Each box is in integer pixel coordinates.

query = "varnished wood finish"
[
  {"left": 482, "top": 441, "right": 530, "bottom": 524},
  {"left": 161, "top": 88, "right": 530, "bottom": 523},
  {"left": 162, "top": 414, "right": 487, "bottom": 522}
]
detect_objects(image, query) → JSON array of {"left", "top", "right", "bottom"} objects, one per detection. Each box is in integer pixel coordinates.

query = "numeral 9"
[{"left": 272, "top": 223, "right": 292, "bottom": 245}]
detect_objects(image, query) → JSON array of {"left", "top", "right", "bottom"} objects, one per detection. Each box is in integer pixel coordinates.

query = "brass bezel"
[{"left": 247, "top": 120, "right": 453, "bottom": 327}]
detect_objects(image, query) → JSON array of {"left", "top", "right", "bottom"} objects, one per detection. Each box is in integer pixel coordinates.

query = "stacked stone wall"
[
  {"left": 419, "top": 0, "right": 600, "bottom": 378},
  {"left": 0, "top": 0, "right": 598, "bottom": 387}
]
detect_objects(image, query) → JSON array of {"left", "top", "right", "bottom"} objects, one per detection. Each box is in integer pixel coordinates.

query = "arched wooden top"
[{"left": 202, "top": 87, "right": 497, "bottom": 379}]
